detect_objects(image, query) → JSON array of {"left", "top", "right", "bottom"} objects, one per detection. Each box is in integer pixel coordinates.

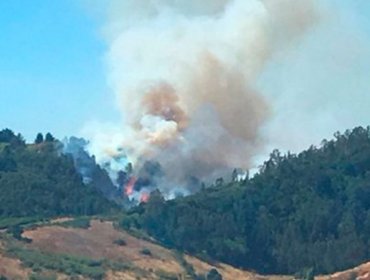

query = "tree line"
[
  {"left": 120, "top": 126, "right": 370, "bottom": 275},
  {"left": 0, "top": 129, "right": 116, "bottom": 218}
]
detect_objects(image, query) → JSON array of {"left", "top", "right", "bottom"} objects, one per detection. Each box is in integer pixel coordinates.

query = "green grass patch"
[
  {"left": 6, "top": 246, "right": 134, "bottom": 280},
  {"left": 0, "top": 217, "right": 47, "bottom": 230},
  {"left": 7, "top": 247, "right": 105, "bottom": 279},
  {"left": 56, "top": 217, "right": 91, "bottom": 229},
  {"left": 29, "top": 273, "right": 58, "bottom": 280},
  {"left": 154, "top": 269, "right": 178, "bottom": 280}
]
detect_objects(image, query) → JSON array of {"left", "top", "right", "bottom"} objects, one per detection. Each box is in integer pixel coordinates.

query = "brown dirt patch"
[
  {"left": 24, "top": 220, "right": 352, "bottom": 280},
  {"left": 23, "top": 220, "right": 184, "bottom": 275},
  {"left": 21, "top": 220, "right": 296, "bottom": 279},
  {"left": 0, "top": 253, "right": 30, "bottom": 280},
  {"left": 0, "top": 240, "right": 29, "bottom": 279},
  {"left": 317, "top": 262, "right": 370, "bottom": 280}
]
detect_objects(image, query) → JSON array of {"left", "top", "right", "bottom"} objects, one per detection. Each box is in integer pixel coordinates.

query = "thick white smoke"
[{"left": 84, "top": 0, "right": 319, "bottom": 195}]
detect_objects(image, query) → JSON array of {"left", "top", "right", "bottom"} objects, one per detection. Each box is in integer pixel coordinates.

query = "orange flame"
[
  {"left": 124, "top": 177, "right": 137, "bottom": 196},
  {"left": 140, "top": 192, "right": 150, "bottom": 203}
]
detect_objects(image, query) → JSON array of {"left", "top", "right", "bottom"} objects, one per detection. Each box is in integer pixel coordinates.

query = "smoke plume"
[{"left": 84, "top": 0, "right": 319, "bottom": 197}]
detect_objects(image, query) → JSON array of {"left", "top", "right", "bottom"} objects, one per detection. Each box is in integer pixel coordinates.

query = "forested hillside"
[
  {"left": 3, "top": 126, "right": 370, "bottom": 277},
  {"left": 121, "top": 126, "right": 370, "bottom": 275},
  {"left": 0, "top": 129, "right": 115, "bottom": 217}
]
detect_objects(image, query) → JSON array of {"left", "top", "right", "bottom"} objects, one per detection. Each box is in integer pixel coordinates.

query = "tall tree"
[
  {"left": 35, "top": 133, "right": 44, "bottom": 144},
  {"left": 45, "top": 132, "right": 55, "bottom": 142}
]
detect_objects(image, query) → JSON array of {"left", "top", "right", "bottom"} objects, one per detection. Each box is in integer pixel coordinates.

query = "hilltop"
[
  {"left": 0, "top": 217, "right": 276, "bottom": 280},
  {"left": 2, "top": 127, "right": 370, "bottom": 278},
  {"left": 1, "top": 217, "right": 370, "bottom": 280},
  {"left": 121, "top": 127, "right": 370, "bottom": 275},
  {"left": 0, "top": 129, "right": 116, "bottom": 218}
]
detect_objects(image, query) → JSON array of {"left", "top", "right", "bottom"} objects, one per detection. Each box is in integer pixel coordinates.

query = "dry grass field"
[{"left": 0, "top": 219, "right": 368, "bottom": 280}]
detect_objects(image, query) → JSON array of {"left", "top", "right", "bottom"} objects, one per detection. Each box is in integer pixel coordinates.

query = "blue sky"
[
  {"left": 1, "top": 0, "right": 370, "bottom": 149},
  {"left": 0, "top": 0, "right": 118, "bottom": 141}
]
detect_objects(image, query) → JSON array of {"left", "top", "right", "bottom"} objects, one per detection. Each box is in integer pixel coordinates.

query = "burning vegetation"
[{"left": 81, "top": 0, "right": 319, "bottom": 202}]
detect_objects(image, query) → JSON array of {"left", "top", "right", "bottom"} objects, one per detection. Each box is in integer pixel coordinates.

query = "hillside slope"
[
  {"left": 120, "top": 127, "right": 370, "bottom": 275},
  {"left": 1, "top": 218, "right": 370, "bottom": 280},
  {"left": 0, "top": 218, "right": 274, "bottom": 280},
  {"left": 0, "top": 129, "right": 116, "bottom": 218}
]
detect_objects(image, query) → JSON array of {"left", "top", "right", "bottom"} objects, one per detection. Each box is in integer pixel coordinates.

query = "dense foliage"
[
  {"left": 121, "top": 126, "right": 370, "bottom": 275},
  {"left": 63, "top": 137, "right": 122, "bottom": 202},
  {"left": 0, "top": 129, "right": 115, "bottom": 217}
]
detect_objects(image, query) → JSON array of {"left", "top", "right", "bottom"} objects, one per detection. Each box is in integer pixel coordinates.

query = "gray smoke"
[
  {"left": 83, "top": 0, "right": 319, "bottom": 198},
  {"left": 63, "top": 137, "right": 121, "bottom": 201}
]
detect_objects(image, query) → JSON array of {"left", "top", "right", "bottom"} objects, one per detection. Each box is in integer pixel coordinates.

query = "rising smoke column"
[{"left": 85, "top": 0, "right": 318, "bottom": 196}]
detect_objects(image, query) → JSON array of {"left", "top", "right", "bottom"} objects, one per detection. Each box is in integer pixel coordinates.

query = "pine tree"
[
  {"left": 35, "top": 133, "right": 44, "bottom": 144},
  {"left": 45, "top": 132, "right": 55, "bottom": 142}
]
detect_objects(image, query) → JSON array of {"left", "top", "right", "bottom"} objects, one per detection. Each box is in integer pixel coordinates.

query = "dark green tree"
[
  {"left": 0, "top": 130, "right": 116, "bottom": 218},
  {"left": 35, "top": 133, "right": 44, "bottom": 144},
  {"left": 120, "top": 126, "right": 370, "bottom": 275},
  {"left": 206, "top": 269, "right": 223, "bottom": 280},
  {"left": 0, "top": 128, "right": 16, "bottom": 143},
  {"left": 45, "top": 132, "right": 55, "bottom": 142}
]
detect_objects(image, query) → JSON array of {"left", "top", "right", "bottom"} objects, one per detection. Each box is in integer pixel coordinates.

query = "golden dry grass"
[
  {"left": 0, "top": 240, "right": 30, "bottom": 279},
  {"left": 22, "top": 220, "right": 266, "bottom": 279},
  {"left": 22, "top": 220, "right": 184, "bottom": 274},
  {"left": 0, "top": 253, "right": 30, "bottom": 279},
  {"left": 316, "top": 262, "right": 370, "bottom": 280},
  {"left": 0, "top": 220, "right": 364, "bottom": 280}
]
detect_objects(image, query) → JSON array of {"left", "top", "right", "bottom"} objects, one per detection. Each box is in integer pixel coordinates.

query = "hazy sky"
[
  {"left": 258, "top": 1, "right": 370, "bottom": 156},
  {"left": 1, "top": 0, "right": 370, "bottom": 158}
]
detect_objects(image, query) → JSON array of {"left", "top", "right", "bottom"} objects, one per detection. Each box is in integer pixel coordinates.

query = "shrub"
[
  {"left": 295, "top": 267, "right": 315, "bottom": 280},
  {"left": 113, "top": 238, "right": 127, "bottom": 246},
  {"left": 155, "top": 270, "right": 178, "bottom": 280},
  {"left": 140, "top": 248, "right": 152, "bottom": 256},
  {"left": 206, "top": 268, "right": 223, "bottom": 280},
  {"left": 58, "top": 218, "right": 91, "bottom": 229},
  {"left": 7, "top": 225, "right": 32, "bottom": 243},
  {"left": 29, "top": 273, "right": 57, "bottom": 280}
]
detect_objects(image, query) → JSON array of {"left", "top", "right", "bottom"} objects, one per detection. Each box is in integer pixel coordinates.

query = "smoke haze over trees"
[
  {"left": 0, "top": 129, "right": 115, "bottom": 218},
  {"left": 2, "top": 1, "right": 370, "bottom": 279},
  {"left": 120, "top": 126, "right": 370, "bottom": 275},
  {"left": 2, "top": 125, "right": 370, "bottom": 276},
  {"left": 83, "top": 0, "right": 320, "bottom": 197}
]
